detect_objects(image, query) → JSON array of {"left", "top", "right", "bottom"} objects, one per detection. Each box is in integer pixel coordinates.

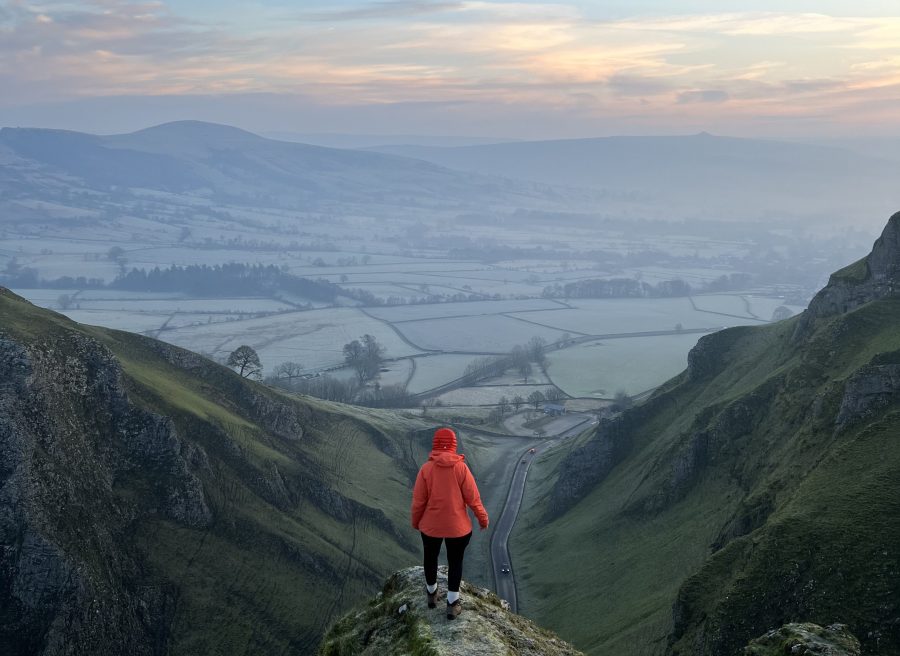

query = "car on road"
[
  {"left": 501, "top": 564, "right": 510, "bottom": 574},
  {"left": 529, "top": 448, "right": 536, "bottom": 454}
]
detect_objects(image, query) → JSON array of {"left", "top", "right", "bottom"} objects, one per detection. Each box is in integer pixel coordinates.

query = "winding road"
[{"left": 489, "top": 414, "right": 596, "bottom": 612}]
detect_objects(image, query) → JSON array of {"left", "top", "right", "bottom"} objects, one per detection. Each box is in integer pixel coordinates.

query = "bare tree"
[
  {"left": 545, "top": 387, "right": 564, "bottom": 402},
  {"left": 511, "top": 394, "right": 525, "bottom": 411},
  {"left": 518, "top": 360, "right": 532, "bottom": 383},
  {"left": 344, "top": 334, "right": 386, "bottom": 383},
  {"left": 527, "top": 390, "right": 545, "bottom": 411},
  {"left": 227, "top": 345, "right": 262, "bottom": 378},
  {"left": 498, "top": 396, "right": 510, "bottom": 417},
  {"left": 527, "top": 336, "right": 547, "bottom": 366},
  {"left": 273, "top": 361, "right": 304, "bottom": 381}
]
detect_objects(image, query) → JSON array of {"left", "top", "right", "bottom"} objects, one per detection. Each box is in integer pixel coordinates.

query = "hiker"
[{"left": 411, "top": 426, "right": 489, "bottom": 620}]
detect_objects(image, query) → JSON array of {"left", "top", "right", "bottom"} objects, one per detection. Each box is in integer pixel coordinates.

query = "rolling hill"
[
  {"left": 0, "top": 121, "right": 592, "bottom": 220},
  {"left": 0, "top": 288, "right": 435, "bottom": 655},
  {"left": 511, "top": 211, "right": 900, "bottom": 655},
  {"left": 370, "top": 135, "right": 900, "bottom": 225}
]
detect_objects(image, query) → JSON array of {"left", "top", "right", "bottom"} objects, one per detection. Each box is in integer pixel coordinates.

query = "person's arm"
[
  {"left": 410, "top": 467, "right": 428, "bottom": 530},
  {"left": 460, "top": 465, "right": 489, "bottom": 529}
]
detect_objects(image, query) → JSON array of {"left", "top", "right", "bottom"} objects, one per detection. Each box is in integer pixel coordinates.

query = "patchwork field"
[
  {"left": 435, "top": 384, "right": 558, "bottom": 406},
  {"left": 407, "top": 354, "right": 480, "bottom": 393},
  {"left": 545, "top": 333, "right": 705, "bottom": 397},
  {"left": 509, "top": 297, "right": 763, "bottom": 336},
  {"left": 13, "top": 281, "right": 800, "bottom": 403},
  {"left": 364, "top": 298, "right": 564, "bottom": 322},
  {"left": 395, "top": 315, "right": 568, "bottom": 353}
]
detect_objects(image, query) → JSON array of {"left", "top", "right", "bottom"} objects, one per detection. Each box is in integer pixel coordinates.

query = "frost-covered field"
[
  {"left": 61, "top": 309, "right": 172, "bottom": 334},
  {"left": 364, "top": 298, "right": 563, "bottom": 322},
  {"left": 74, "top": 298, "right": 294, "bottom": 313},
  {"left": 377, "top": 358, "right": 414, "bottom": 388},
  {"left": 155, "top": 307, "right": 423, "bottom": 371},
  {"left": 545, "top": 334, "right": 703, "bottom": 397},
  {"left": 508, "top": 298, "right": 761, "bottom": 336},
  {"left": 435, "top": 385, "right": 558, "bottom": 406},
  {"left": 395, "top": 315, "right": 567, "bottom": 353},
  {"left": 407, "top": 354, "right": 480, "bottom": 393}
]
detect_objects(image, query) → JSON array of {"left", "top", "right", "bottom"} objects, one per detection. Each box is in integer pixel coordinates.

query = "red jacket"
[{"left": 411, "top": 451, "right": 489, "bottom": 538}]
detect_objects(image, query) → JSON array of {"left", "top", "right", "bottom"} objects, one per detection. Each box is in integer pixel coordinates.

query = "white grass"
[
  {"left": 407, "top": 354, "right": 479, "bottom": 393},
  {"left": 365, "top": 298, "right": 562, "bottom": 322},
  {"left": 396, "top": 315, "right": 567, "bottom": 353},
  {"left": 545, "top": 334, "right": 703, "bottom": 397},
  {"left": 509, "top": 298, "right": 757, "bottom": 336},
  {"left": 435, "top": 384, "right": 558, "bottom": 406},
  {"left": 60, "top": 309, "right": 170, "bottom": 334},
  {"left": 155, "top": 306, "right": 423, "bottom": 372},
  {"left": 377, "top": 358, "right": 414, "bottom": 388},
  {"left": 74, "top": 298, "right": 294, "bottom": 313},
  {"left": 691, "top": 294, "right": 754, "bottom": 318}
]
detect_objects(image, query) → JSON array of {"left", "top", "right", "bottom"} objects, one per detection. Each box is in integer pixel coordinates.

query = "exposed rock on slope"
[
  {"left": 743, "top": 623, "right": 861, "bottom": 656},
  {"left": 0, "top": 289, "right": 432, "bottom": 655},
  {"left": 798, "top": 210, "right": 900, "bottom": 331},
  {"left": 318, "top": 566, "right": 583, "bottom": 656}
]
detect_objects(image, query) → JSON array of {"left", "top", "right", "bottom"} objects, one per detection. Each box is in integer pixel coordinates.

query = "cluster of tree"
[
  {"left": 110, "top": 263, "right": 338, "bottom": 301},
  {"left": 541, "top": 277, "right": 693, "bottom": 300},
  {"left": 343, "top": 334, "right": 386, "bottom": 383},
  {"left": 486, "top": 387, "right": 566, "bottom": 423},
  {"left": 0, "top": 257, "right": 106, "bottom": 289},
  {"left": 267, "top": 371, "right": 360, "bottom": 404},
  {"left": 460, "top": 336, "right": 549, "bottom": 386}
]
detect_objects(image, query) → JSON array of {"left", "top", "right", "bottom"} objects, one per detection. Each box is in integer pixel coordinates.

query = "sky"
[{"left": 2, "top": 0, "right": 900, "bottom": 138}]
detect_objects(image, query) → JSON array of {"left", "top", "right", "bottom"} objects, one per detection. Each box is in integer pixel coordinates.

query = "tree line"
[{"left": 111, "top": 263, "right": 339, "bottom": 301}]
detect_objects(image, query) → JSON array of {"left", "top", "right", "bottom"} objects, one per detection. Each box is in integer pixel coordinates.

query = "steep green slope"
[
  {"left": 0, "top": 289, "right": 432, "bottom": 655},
  {"left": 512, "top": 212, "right": 900, "bottom": 656}
]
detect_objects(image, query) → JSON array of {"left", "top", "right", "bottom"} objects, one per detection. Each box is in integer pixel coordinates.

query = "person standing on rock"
[{"left": 411, "top": 426, "right": 489, "bottom": 620}]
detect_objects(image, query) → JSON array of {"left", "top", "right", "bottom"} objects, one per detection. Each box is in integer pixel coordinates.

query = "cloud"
[
  {"left": 677, "top": 89, "right": 729, "bottom": 104},
  {"left": 2, "top": 2, "right": 900, "bottom": 135},
  {"left": 298, "top": 1, "right": 464, "bottom": 22}
]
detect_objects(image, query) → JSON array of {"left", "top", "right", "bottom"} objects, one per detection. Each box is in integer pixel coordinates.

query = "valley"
[{"left": 2, "top": 120, "right": 899, "bottom": 656}]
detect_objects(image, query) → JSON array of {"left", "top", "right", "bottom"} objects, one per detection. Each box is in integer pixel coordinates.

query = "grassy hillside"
[
  {"left": 0, "top": 288, "right": 433, "bottom": 654},
  {"left": 511, "top": 292, "right": 900, "bottom": 653}
]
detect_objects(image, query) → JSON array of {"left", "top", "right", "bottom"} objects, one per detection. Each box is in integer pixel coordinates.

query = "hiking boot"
[
  {"left": 426, "top": 586, "right": 439, "bottom": 609},
  {"left": 446, "top": 599, "right": 462, "bottom": 620}
]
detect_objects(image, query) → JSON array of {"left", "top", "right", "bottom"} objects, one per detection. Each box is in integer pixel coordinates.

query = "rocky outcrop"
[
  {"left": 743, "top": 623, "right": 861, "bottom": 656},
  {"left": 797, "top": 211, "right": 900, "bottom": 336},
  {"left": 0, "top": 329, "right": 211, "bottom": 655},
  {"left": 834, "top": 363, "right": 900, "bottom": 431},
  {"left": 318, "top": 566, "right": 583, "bottom": 655},
  {"left": 547, "top": 414, "right": 632, "bottom": 517}
]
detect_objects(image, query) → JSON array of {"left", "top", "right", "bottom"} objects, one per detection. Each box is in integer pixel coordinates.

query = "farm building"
[{"left": 543, "top": 403, "right": 566, "bottom": 416}]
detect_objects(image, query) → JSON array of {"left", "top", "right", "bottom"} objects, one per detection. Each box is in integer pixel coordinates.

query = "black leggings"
[{"left": 421, "top": 532, "right": 472, "bottom": 592}]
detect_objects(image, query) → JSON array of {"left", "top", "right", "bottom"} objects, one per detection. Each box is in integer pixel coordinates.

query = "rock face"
[
  {"left": 797, "top": 210, "right": 900, "bottom": 334},
  {"left": 0, "top": 289, "right": 433, "bottom": 655},
  {"left": 0, "top": 328, "right": 209, "bottom": 655},
  {"left": 318, "top": 566, "right": 583, "bottom": 656},
  {"left": 743, "top": 623, "right": 861, "bottom": 656},
  {"left": 835, "top": 363, "right": 900, "bottom": 431}
]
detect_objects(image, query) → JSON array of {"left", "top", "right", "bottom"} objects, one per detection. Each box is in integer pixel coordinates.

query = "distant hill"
[
  {"left": 0, "top": 288, "right": 434, "bottom": 654},
  {"left": 513, "top": 211, "right": 900, "bottom": 655},
  {"left": 0, "top": 121, "right": 588, "bottom": 218},
  {"left": 263, "top": 131, "right": 519, "bottom": 149},
  {"left": 369, "top": 134, "right": 900, "bottom": 225}
]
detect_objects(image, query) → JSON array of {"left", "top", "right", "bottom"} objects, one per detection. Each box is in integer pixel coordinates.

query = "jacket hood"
[{"left": 429, "top": 450, "right": 465, "bottom": 467}]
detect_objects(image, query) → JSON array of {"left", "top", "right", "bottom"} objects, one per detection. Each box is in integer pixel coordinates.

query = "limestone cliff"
[
  {"left": 318, "top": 566, "right": 583, "bottom": 656},
  {"left": 797, "top": 210, "right": 900, "bottom": 333},
  {"left": 0, "top": 289, "right": 432, "bottom": 655}
]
